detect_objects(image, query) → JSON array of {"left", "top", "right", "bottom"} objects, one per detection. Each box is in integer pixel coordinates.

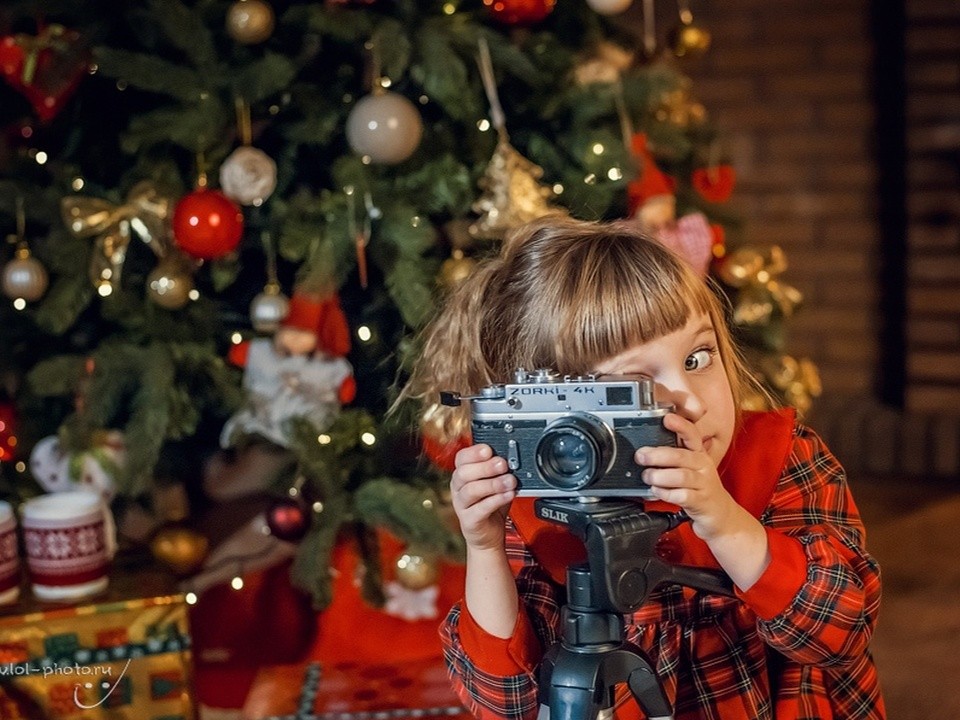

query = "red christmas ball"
[
  {"left": 266, "top": 497, "right": 310, "bottom": 542},
  {"left": 0, "top": 401, "right": 17, "bottom": 462},
  {"left": 483, "top": 0, "right": 555, "bottom": 25},
  {"left": 172, "top": 189, "right": 244, "bottom": 260}
]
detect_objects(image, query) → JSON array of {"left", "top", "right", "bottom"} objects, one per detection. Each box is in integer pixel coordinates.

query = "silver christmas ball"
[
  {"left": 219, "top": 146, "right": 278, "bottom": 206},
  {"left": 250, "top": 285, "right": 289, "bottom": 333},
  {"left": 2, "top": 252, "right": 48, "bottom": 302},
  {"left": 345, "top": 91, "right": 423, "bottom": 164},
  {"left": 585, "top": 0, "right": 634, "bottom": 14}
]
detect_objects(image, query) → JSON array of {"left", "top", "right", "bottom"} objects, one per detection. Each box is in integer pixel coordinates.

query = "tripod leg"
[
  {"left": 547, "top": 685, "right": 603, "bottom": 720},
  {"left": 627, "top": 665, "right": 673, "bottom": 720}
]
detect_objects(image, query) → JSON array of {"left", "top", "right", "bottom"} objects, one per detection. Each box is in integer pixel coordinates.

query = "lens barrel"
[{"left": 535, "top": 414, "right": 614, "bottom": 491}]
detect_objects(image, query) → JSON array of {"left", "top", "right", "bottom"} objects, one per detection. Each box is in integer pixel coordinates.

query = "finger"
[
  {"left": 455, "top": 473, "right": 516, "bottom": 509},
  {"left": 460, "top": 488, "right": 516, "bottom": 522},
  {"left": 455, "top": 443, "right": 494, "bottom": 468},
  {"left": 451, "top": 454, "right": 510, "bottom": 491},
  {"left": 637, "top": 445, "right": 705, "bottom": 470},
  {"left": 662, "top": 413, "right": 703, "bottom": 451},
  {"left": 642, "top": 467, "right": 694, "bottom": 490},
  {"left": 648, "top": 485, "right": 692, "bottom": 507}
]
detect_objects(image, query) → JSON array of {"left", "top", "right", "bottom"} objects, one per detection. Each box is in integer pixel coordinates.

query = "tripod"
[{"left": 533, "top": 498, "right": 734, "bottom": 720}]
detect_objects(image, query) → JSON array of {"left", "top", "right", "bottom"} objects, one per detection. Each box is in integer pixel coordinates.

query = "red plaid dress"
[{"left": 441, "top": 409, "right": 886, "bottom": 719}]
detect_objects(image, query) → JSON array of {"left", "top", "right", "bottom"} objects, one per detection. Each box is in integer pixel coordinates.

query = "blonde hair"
[{"left": 403, "top": 217, "right": 764, "bottom": 442}]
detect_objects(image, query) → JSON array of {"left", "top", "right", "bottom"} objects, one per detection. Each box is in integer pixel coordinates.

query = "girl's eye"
[{"left": 684, "top": 348, "right": 714, "bottom": 371}]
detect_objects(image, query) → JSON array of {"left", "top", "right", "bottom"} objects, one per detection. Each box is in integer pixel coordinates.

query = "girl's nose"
[{"left": 656, "top": 380, "right": 706, "bottom": 423}]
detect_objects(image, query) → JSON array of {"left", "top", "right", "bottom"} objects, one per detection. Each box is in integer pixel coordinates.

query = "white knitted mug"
[
  {"left": 21, "top": 491, "right": 117, "bottom": 601},
  {"left": 0, "top": 501, "right": 20, "bottom": 605}
]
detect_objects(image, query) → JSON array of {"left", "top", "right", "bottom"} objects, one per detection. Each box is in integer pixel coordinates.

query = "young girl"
[{"left": 404, "top": 218, "right": 885, "bottom": 719}]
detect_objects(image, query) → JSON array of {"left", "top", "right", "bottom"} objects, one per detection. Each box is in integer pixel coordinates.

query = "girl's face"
[{"left": 592, "top": 313, "right": 737, "bottom": 468}]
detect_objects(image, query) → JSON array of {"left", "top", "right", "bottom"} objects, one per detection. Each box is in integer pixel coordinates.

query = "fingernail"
[{"left": 501, "top": 476, "right": 514, "bottom": 490}]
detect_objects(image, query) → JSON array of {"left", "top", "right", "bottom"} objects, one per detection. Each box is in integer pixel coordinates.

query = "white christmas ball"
[
  {"left": 219, "top": 146, "right": 278, "bottom": 206},
  {"left": 250, "top": 287, "right": 289, "bottom": 333},
  {"left": 345, "top": 91, "right": 423, "bottom": 164},
  {"left": 585, "top": 0, "right": 634, "bottom": 15},
  {"left": 2, "top": 254, "right": 48, "bottom": 302}
]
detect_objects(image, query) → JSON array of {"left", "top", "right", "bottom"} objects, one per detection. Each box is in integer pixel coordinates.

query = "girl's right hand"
[{"left": 451, "top": 443, "right": 517, "bottom": 552}]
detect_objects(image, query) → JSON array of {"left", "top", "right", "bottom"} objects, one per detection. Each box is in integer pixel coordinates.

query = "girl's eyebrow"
[{"left": 692, "top": 322, "right": 715, "bottom": 338}]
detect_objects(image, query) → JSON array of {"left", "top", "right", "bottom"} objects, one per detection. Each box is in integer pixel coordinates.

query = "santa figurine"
[
  {"left": 221, "top": 291, "right": 356, "bottom": 449},
  {"left": 628, "top": 133, "right": 716, "bottom": 277}
]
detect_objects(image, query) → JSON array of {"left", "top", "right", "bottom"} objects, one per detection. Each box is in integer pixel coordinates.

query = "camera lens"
[{"left": 535, "top": 414, "right": 613, "bottom": 491}]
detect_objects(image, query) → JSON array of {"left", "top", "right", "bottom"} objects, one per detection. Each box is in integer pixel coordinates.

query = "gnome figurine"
[
  {"left": 221, "top": 291, "right": 356, "bottom": 449},
  {"left": 628, "top": 133, "right": 715, "bottom": 277}
]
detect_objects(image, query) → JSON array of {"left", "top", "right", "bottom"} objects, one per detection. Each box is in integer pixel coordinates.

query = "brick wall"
[
  {"left": 671, "top": 0, "right": 881, "bottom": 397},
  {"left": 622, "top": 0, "right": 960, "bottom": 477},
  {"left": 903, "top": 1, "right": 960, "bottom": 414}
]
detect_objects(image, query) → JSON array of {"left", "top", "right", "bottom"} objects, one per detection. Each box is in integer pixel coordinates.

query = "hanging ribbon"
[
  {"left": 61, "top": 181, "right": 173, "bottom": 295},
  {"left": 345, "top": 186, "right": 372, "bottom": 289},
  {"left": 10, "top": 24, "right": 73, "bottom": 85}
]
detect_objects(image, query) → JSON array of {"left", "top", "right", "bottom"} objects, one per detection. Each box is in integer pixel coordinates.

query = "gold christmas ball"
[
  {"left": 226, "top": 0, "right": 275, "bottom": 45},
  {"left": 150, "top": 526, "right": 209, "bottom": 576},
  {"left": 668, "top": 22, "right": 712, "bottom": 59},
  {"left": 147, "top": 261, "right": 194, "bottom": 310},
  {"left": 395, "top": 550, "right": 439, "bottom": 590},
  {"left": 439, "top": 250, "right": 476, "bottom": 289}
]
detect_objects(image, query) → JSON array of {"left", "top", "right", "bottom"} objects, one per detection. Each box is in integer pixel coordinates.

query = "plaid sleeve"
[
  {"left": 749, "top": 423, "right": 883, "bottom": 669},
  {"left": 439, "top": 517, "right": 564, "bottom": 720}
]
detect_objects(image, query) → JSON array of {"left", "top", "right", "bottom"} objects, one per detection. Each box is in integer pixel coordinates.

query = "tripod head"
[{"left": 533, "top": 498, "right": 734, "bottom": 720}]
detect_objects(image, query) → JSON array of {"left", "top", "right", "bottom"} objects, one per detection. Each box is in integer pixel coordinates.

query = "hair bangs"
[{"left": 547, "top": 232, "right": 718, "bottom": 375}]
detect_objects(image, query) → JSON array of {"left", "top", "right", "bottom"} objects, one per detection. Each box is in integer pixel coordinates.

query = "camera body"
[{"left": 462, "top": 368, "right": 676, "bottom": 498}]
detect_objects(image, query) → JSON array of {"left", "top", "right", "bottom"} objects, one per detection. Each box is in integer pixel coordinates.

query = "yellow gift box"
[{"left": 0, "top": 593, "right": 192, "bottom": 719}]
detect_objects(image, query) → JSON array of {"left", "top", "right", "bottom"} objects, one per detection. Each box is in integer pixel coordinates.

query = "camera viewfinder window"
[{"left": 605, "top": 387, "right": 633, "bottom": 406}]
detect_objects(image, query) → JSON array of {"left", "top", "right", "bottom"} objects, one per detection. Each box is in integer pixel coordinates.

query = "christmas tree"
[{"left": 0, "top": 0, "right": 819, "bottom": 608}]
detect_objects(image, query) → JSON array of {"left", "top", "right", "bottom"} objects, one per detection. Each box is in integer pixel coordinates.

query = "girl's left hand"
[{"left": 636, "top": 412, "right": 738, "bottom": 542}]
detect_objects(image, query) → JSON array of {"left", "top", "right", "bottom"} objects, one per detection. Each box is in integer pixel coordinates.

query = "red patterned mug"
[
  {"left": 0, "top": 501, "right": 19, "bottom": 604},
  {"left": 21, "top": 491, "right": 117, "bottom": 601}
]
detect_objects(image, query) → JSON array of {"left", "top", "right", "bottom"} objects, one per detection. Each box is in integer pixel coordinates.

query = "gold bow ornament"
[
  {"left": 715, "top": 245, "right": 803, "bottom": 326},
  {"left": 61, "top": 181, "right": 173, "bottom": 297}
]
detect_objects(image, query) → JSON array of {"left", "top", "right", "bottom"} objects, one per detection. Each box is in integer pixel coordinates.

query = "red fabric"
[
  {"left": 422, "top": 434, "right": 471, "bottom": 472},
  {"left": 309, "top": 529, "right": 465, "bottom": 665},
  {"left": 338, "top": 375, "right": 356, "bottom": 404},
  {"left": 282, "top": 293, "right": 326, "bottom": 335},
  {"left": 238, "top": 528, "right": 469, "bottom": 717},
  {"left": 282, "top": 293, "right": 352, "bottom": 357},
  {"left": 442, "top": 409, "right": 886, "bottom": 719},
  {"left": 190, "top": 559, "right": 316, "bottom": 663},
  {"left": 317, "top": 296, "right": 351, "bottom": 357},
  {"left": 227, "top": 339, "right": 250, "bottom": 367}
]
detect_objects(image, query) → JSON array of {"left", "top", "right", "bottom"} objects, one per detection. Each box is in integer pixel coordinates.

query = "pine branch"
[
  {"left": 354, "top": 478, "right": 464, "bottom": 560},
  {"left": 93, "top": 48, "right": 204, "bottom": 102}
]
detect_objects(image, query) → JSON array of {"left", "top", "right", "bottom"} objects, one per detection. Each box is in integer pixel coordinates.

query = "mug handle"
[{"left": 100, "top": 501, "right": 118, "bottom": 559}]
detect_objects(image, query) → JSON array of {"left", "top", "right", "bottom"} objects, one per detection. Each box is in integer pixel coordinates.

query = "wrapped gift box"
[
  {"left": 0, "top": 590, "right": 192, "bottom": 719},
  {"left": 243, "top": 659, "right": 470, "bottom": 720}
]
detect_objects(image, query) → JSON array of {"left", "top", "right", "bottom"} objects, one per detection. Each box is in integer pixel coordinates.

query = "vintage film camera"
[{"left": 441, "top": 368, "right": 676, "bottom": 498}]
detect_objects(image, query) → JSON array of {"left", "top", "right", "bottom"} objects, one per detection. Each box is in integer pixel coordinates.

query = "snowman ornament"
[{"left": 29, "top": 433, "right": 125, "bottom": 500}]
